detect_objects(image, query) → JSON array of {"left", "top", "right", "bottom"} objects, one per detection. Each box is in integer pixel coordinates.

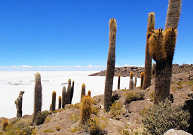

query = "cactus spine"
[
  {"left": 62, "top": 86, "right": 67, "bottom": 108},
  {"left": 143, "top": 12, "right": 155, "bottom": 90},
  {"left": 70, "top": 81, "right": 74, "bottom": 104},
  {"left": 32, "top": 72, "right": 42, "bottom": 124},
  {"left": 129, "top": 71, "right": 134, "bottom": 90},
  {"left": 51, "top": 91, "right": 56, "bottom": 111},
  {"left": 148, "top": 0, "right": 181, "bottom": 104},
  {"left": 88, "top": 90, "right": 91, "bottom": 97},
  {"left": 117, "top": 74, "right": 120, "bottom": 90},
  {"left": 81, "top": 83, "right": 86, "bottom": 102},
  {"left": 58, "top": 96, "right": 61, "bottom": 109},
  {"left": 15, "top": 91, "right": 24, "bottom": 118},
  {"left": 104, "top": 18, "right": 117, "bottom": 112},
  {"left": 141, "top": 72, "right": 144, "bottom": 89},
  {"left": 67, "top": 79, "right": 71, "bottom": 104},
  {"left": 80, "top": 96, "right": 92, "bottom": 124}
]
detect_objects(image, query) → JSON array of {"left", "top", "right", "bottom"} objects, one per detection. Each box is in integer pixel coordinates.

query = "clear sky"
[{"left": 0, "top": 0, "right": 193, "bottom": 68}]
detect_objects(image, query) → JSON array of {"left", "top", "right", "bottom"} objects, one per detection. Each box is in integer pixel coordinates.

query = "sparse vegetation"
[
  {"left": 2, "top": 118, "right": 8, "bottom": 131},
  {"left": 35, "top": 110, "right": 49, "bottom": 125},
  {"left": 110, "top": 101, "right": 125, "bottom": 118},
  {"left": 125, "top": 91, "right": 145, "bottom": 104},
  {"left": 69, "top": 114, "right": 80, "bottom": 123},
  {"left": 43, "top": 129, "right": 54, "bottom": 133},
  {"left": 142, "top": 99, "right": 190, "bottom": 135},
  {"left": 88, "top": 117, "right": 107, "bottom": 135}
]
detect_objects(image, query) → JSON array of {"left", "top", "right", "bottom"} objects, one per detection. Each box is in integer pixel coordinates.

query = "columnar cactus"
[
  {"left": 70, "top": 81, "right": 74, "bottom": 104},
  {"left": 80, "top": 96, "right": 92, "bottom": 124},
  {"left": 129, "top": 71, "right": 134, "bottom": 90},
  {"left": 117, "top": 74, "right": 120, "bottom": 90},
  {"left": 88, "top": 90, "right": 91, "bottom": 97},
  {"left": 143, "top": 12, "right": 155, "bottom": 90},
  {"left": 81, "top": 83, "right": 86, "bottom": 102},
  {"left": 58, "top": 96, "right": 61, "bottom": 109},
  {"left": 141, "top": 72, "right": 144, "bottom": 89},
  {"left": 104, "top": 18, "right": 117, "bottom": 112},
  {"left": 67, "top": 79, "right": 71, "bottom": 104},
  {"left": 15, "top": 91, "right": 24, "bottom": 118},
  {"left": 51, "top": 91, "right": 56, "bottom": 111},
  {"left": 32, "top": 72, "right": 42, "bottom": 124},
  {"left": 62, "top": 86, "right": 67, "bottom": 108},
  {"left": 152, "top": 63, "right": 156, "bottom": 78},
  {"left": 134, "top": 76, "right": 137, "bottom": 87}
]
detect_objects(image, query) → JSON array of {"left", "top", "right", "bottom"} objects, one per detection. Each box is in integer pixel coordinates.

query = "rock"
[
  {"left": 189, "top": 71, "right": 193, "bottom": 80},
  {"left": 164, "top": 129, "right": 191, "bottom": 135}
]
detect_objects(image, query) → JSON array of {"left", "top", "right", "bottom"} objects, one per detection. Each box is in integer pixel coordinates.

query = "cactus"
[
  {"left": 129, "top": 71, "right": 134, "bottom": 90},
  {"left": 58, "top": 96, "right": 61, "bottom": 109},
  {"left": 51, "top": 91, "right": 56, "bottom": 111},
  {"left": 2, "top": 118, "right": 8, "bottom": 131},
  {"left": 80, "top": 96, "right": 92, "bottom": 124},
  {"left": 32, "top": 72, "right": 42, "bottom": 124},
  {"left": 62, "top": 86, "right": 67, "bottom": 108},
  {"left": 149, "top": 27, "right": 177, "bottom": 104},
  {"left": 104, "top": 18, "right": 117, "bottom": 112},
  {"left": 143, "top": 12, "right": 155, "bottom": 90},
  {"left": 49, "top": 104, "right": 52, "bottom": 111},
  {"left": 81, "top": 83, "right": 86, "bottom": 102},
  {"left": 70, "top": 81, "right": 74, "bottom": 104},
  {"left": 15, "top": 91, "right": 24, "bottom": 118},
  {"left": 134, "top": 76, "right": 137, "bottom": 87},
  {"left": 152, "top": 63, "right": 156, "bottom": 78},
  {"left": 88, "top": 90, "right": 91, "bottom": 97},
  {"left": 117, "top": 74, "right": 120, "bottom": 90},
  {"left": 67, "top": 79, "right": 71, "bottom": 104},
  {"left": 141, "top": 72, "right": 144, "bottom": 89}
]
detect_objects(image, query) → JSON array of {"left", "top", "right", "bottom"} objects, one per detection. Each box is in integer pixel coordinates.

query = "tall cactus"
[
  {"left": 129, "top": 71, "right": 134, "bottom": 90},
  {"left": 15, "top": 91, "right": 24, "bottom": 118},
  {"left": 134, "top": 76, "right": 137, "bottom": 87},
  {"left": 51, "top": 91, "right": 56, "bottom": 111},
  {"left": 141, "top": 72, "right": 144, "bottom": 89},
  {"left": 149, "top": 0, "right": 181, "bottom": 104},
  {"left": 88, "top": 90, "right": 91, "bottom": 97},
  {"left": 58, "top": 96, "right": 61, "bottom": 109},
  {"left": 143, "top": 12, "right": 155, "bottom": 90},
  {"left": 62, "top": 86, "right": 67, "bottom": 108},
  {"left": 70, "top": 81, "right": 74, "bottom": 104},
  {"left": 117, "top": 74, "right": 120, "bottom": 90},
  {"left": 104, "top": 18, "right": 117, "bottom": 112},
  {"left": 80, "top": 96, "right": 92, "bottom": 124},
  {"left": 67, "top": 79, "right": 71, "bottom": 104},
  {"left": 32, "top": 72, "right": 42, "bottom": 124},
  {"left": 81, "top": 83, "right": 86, "bottom": 102}
]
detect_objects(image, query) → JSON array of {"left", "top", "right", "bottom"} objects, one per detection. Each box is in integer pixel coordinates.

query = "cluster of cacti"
[
  {"left": 15, "top": 91, "right": 24, "bottom": 118},
  {"left": 117, "top": 74, "right": 120, "bottom": 90},
  {"left": 129, "top": 71, "right": 134, "bottom": 90},
  {"left": 62, "top": 86, "right": 67, "bottom": 108},
  {"left": 80, "top": 95, "right": 92, "bottom": 124},
  {"left": 104, "top": 18, "right": 117, "bottom": 112},
  {"left": 140, "top": 72, "right": 144, "bottom": 89},
  {"left": 148, "top": 0, "right": 181, "bottom": 104},
  {"left": 81, "top": 83, "right": 86, "bottom": 102},
  {"left": 32, "top": 72, "right": 42, "bottom": 125},
  {"left": 51, "top": 91, "right": 56, "bottom": 111},
  {"left": 143, "top": 12, "right": 155, "bottom": 90},
  {"left": 58, "top": 96, "right": 61, "bottom": 109}
]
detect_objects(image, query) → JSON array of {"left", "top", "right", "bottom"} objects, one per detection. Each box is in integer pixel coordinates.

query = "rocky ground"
[
  {"left": 89, "top": 64, "right": 193, "bottom": 77},
  {"left": 0, "top": 68, "right": 193, "bottom": 135}
]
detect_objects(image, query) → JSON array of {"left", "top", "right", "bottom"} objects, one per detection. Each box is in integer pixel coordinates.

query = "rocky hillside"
[
  {"left": 1, "top": 71, "right": 193, "bottom": 135},
  {"left": 89, "top": 64, "right": 193, "bottom": 77}
]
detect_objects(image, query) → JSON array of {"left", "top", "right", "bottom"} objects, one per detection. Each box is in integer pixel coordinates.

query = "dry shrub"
[
  {"left": 142, "top": 99, "right": 190, "bottom": 135},
  {"left": 35, "top": 110, "right": 49, "bottom": 125},
  {"left": 88, "top": 117, "right": 107, "bottom": 135},
  {"left": 125, "top": 91, "right": 145, "bottom": 104}
]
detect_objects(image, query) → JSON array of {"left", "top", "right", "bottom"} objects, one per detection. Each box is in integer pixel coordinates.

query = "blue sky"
[{"left": 0, "top": 0, "right": 193, "bottom": 68}]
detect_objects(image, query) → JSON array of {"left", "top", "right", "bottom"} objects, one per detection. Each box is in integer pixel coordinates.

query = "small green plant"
[
  {"left": 125, "top": 91, "right": 145, "bottom": 104},
  {"left": 142, "top": 99, "right": 190, "bottom": 135},
  {"left": 88, "top": 117, "right": 107, "bottom": 135},
  {"left": 43, "top": 129, "right": 54, "bottom": 133},
  {"left": 92, "top": 106, "right": 100, "bottom": 116},
  {"left": 177, "top": 81, "right": 183, "bottom": 90},
  {"left": 110, "top": 101, "right": 124, "bottom": 117},
  {"left": 35, "top": 110, "right": 49, "bottom": 125}
]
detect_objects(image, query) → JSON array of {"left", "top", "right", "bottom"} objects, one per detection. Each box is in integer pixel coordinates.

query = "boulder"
[{"left": 164, "top": 129, "right": 191, "bottom": 135}]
